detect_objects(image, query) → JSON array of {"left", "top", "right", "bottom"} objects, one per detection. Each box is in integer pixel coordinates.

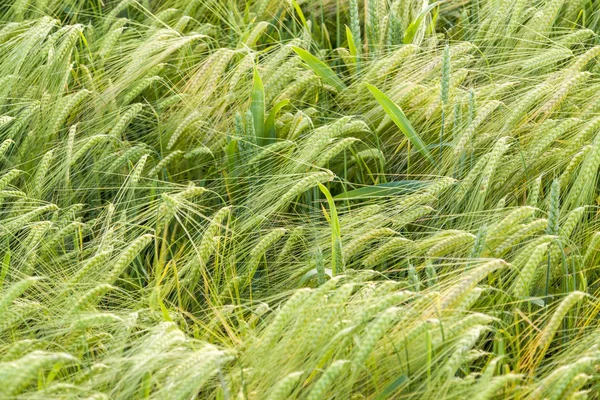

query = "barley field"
[{"left": 2, "top": 0, "right": 600, "bottom": 398}]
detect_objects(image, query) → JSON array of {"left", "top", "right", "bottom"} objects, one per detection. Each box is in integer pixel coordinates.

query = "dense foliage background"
[{"left": 2, "top": 0, "right": 600, "bottom": 398}]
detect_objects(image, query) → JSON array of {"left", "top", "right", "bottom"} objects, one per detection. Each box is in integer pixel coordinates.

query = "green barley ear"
[
  {"left": 245, "top": 228, "right": 287, "bottom": 288},
  {"left": 265, "top": 371, "right": 304, "bottom": 400},
  {"left": 512, "top": 243, "right": 549, "bottom": 298},
  {"left": 442, "top": 325, "right": 488, "bottom": 379},
  {"left": 425, "top": 262, "right": 437, "bottom": 288},
  {"left": 469, "top": 225, "right": 487, "bottom": 259},
  {"left": 108, "top": 103, "right": 143, "bottom": 139},
  {"left": 104, "top": 234, "right": 153, "bottom": 285},
  {"left": 31, "top": 149, "right": 53, "bottom": 197},
  {"left": 408, "top": 264, "right": 420, "bottom": 292},
  {"left": 68, "top": 284, "right": 114, "bottom": 313},
  {"left": 441, "top": 44, "right": 451, "bottom": 106},
  {"left": 0, "top": 351, "right": 76, "bottom": 397},
  {"left": 306, "top": 360, "right": 349, "bottom": 400},
  {"left": 533, "top": 292, "right": 586, "bottom": 367},
  {"left": 546, "top": 179, "right": 560, "bottom": 235},
  {"left": 0, "top": 277, "right": 39, "bottom": 317}
]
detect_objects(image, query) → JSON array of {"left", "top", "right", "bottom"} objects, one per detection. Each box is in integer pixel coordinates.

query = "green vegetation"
[{"left": 2, "top": 0, "right": 600, "bottom": 398}]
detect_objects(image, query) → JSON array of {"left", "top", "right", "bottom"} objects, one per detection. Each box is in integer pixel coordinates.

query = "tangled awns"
[{"left": 3, "top": 0, "right": 600, "bottom": 399}]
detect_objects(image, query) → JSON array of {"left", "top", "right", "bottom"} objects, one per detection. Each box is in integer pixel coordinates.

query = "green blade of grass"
[
  {"left": 318, "top": 182, "right": 342, "bottom": 275},
  {"left": 292, "top": 46, "right": 347, "bottom": 92},
  {"left": 345, "top": 25, "right": 359, "bottom": 61},
  {"left": 264, "top": 99, "right": 289, "bottom": 143},
  {"left": 366, "top": 83, "right": 436, "bottom": 167},
  {"left": 404, "top": 1, "right": 444, "bottom": 44}
]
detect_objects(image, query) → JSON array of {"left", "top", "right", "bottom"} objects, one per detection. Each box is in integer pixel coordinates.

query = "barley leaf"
[
  {"left": 292, "top": 46, "right": 347, "bottom": 92},
  {"left": 366, "top": 83, "right": 436, "bottom": 167}
]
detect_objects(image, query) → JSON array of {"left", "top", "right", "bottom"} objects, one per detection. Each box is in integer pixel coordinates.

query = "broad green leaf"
[
  {"left": 299, "top": 268, "right": 333, "bottom": 285},
  {"left": 375, "top": 375, "right": 409, "bottom": 400},
  {"left": 346, "top": 25, "right": 358, "bottom": 59},
  {"left": 264, "top": 99, "right": 289, "bottom": 143},
  {"left": 366, "top": 83, "right": 436, "bottom": 167},
  {"left": 291, "top": 0, "right": 308, "bottom": 29},
  {"left": 404, "top": 1, "right": 444, "bottom": 44},
  {"left": 292, "top": 46, "right": 347, "bottom": 92},
  {"left": 0, "top": 250, "right": 9, "bottom": 290},
  {"left": 334, "top": 180, "right": 428, "bottom": 200},
  {"left": 318, "top": 182, "right": 343, "bottom": 275},
  {"left": 251, "top": 67, "right": 265, "bottom": 145}
]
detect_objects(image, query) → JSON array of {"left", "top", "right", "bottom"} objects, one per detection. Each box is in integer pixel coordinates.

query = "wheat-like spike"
[
  {"left": 122, "top": 76, "right": 161, "bottom": 106},
  {"left": 535, "top": 72, "right": 589, "bottom": 118},
  {"left": 479, "top": 136, "right": 510, "bottom": 194},
  {"left": 98, "top": 20, "right": 127, "bottom": 59},
  {"left": 457, "top": 153, "right": 490, "bottom": 199},
  {"left": 64, "top": 124, "right": 77, "bottom": 183},
  {"left": 1, "top": 339, "right": 40, "bottom": 362},
  {"left": 108, "top": 103, "right": 143, "bottom": 139},
  {"left": 522, "top": 48, "right": 572, "bottom": 72},
  {"left": 343, "top": 227, "right": 396, "bottom": 261},
  {"left": 104, "top": 144, "right": 148, "bottom": 175},
  {"left": 440, "top": 259, "right": 506, "bottom": 310},
  {"left": 363, "top": 237, "right": 414, "bottom": 268},
  {"left": 245, "top": 228, "right": 287, "bottom": 285},
  {"left": 393, "top": 205, "right": 434, "bottom": 229},
  {"left": 0, "top": 169, "right": 23, "bottom": 191},
  {"left": 351, "top": 306, "right": 398, "bottom": 372},
  {"left": 582, "top": 231, "right": 600, "bottom": 266},
  {"left": 104, "top": 234, "right": 153, "bottom": 284},
  {"left": 31, "top": 149, "right": 53, "bottom": 196},
  {"left": 555, "top": 374, "right": 591, "bottom": 400},
  {"left": 42, "top": 220, "right": 85, "bottom": 252},
  {"left": 560, "top": 206, "right": 586, "bottom": 239},
  {"left": 67, "top": 251, "right": 113, "bottom": 288},
  {"left": 0, "top": 351, "right": 76, "bottom": 397},
  {"left": 528, "top": 119, "right": 577, "bottom": 161},
  {"left": 443, "top": 325, "right": 488, "bottom": 378},
  {"left": 248, "top": 141, "right": 296, "bottom": 166},
  {"left": 271, "top": 171, "right": 334, "bottom": 213},
  {"left": 537, "top": 291, "right": 586, "bottom": 353},
  {"left": 473, "top": 374, "right": 523, "bottom": 400},
  {"left": 546, "top": 179, "right": 560, "bottom": 235},
  {"left": 265, "top": 371, "right": 304, "bottom": 400},
  {"left": 570, "top": 45, "right": 600, "bottom": 72},
  {"left": 488, "top": 206, "right": 536, "bottom": 240},
  {"left": 455, "top": 101, "right": 501, "bottom": 155},
  {"left": 494, "top": 219, "right": 547, "bottom": 255},
  {"left": 69, "top": 284, "right": 114, "bottom": 313},
  {"left": 512, "top": 243, "right": 549, "bottom": 298},
  {"left": 0, "top": 139, "right": 14, "bottom": 161},
  {"left": 244, "top": 21, "right": 269, "bottom": 48},
  {"left": 70, "top": 135, "right": 110, "bottom": 166},
  {"left": 0, "top": 277, "right": 38, "bottom": 316},
  {"left": 197, "top": 206, "right": 230, "bottom": 265},
  {"left": 49, "top": 89, "right": 90, "bottom": 135},
  {"left": 306, "top": 360, "right": 349, "bottom": 400},
  {"left": 167, "top": 110, "right": 202, "bottom": 150},
  {"left": 259, "top": 288, "right": 313, "bottom": 353},
  {"left": 427, "top": 232, "right": 476, "bottom": 259},
  {"left": 3, "top": 204, "right": 58, "bottom": 233},
  {"left": 348, "top": 0, "right": 362, "bottom": 57},
  {"left": 559, "top": 147, "right": 589, "bottom": 190},
  {"left": 527, "top": 354, "right": 598, "bottom": 400},
  {"left": 503, "top": 83, "right": 550, "bottom": 131},
  {"left": 147, "top": 150, "right": 184, "bottom": 177},
  {"left": 69, "top": 312, "right": 123, "bottom": 330}
]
